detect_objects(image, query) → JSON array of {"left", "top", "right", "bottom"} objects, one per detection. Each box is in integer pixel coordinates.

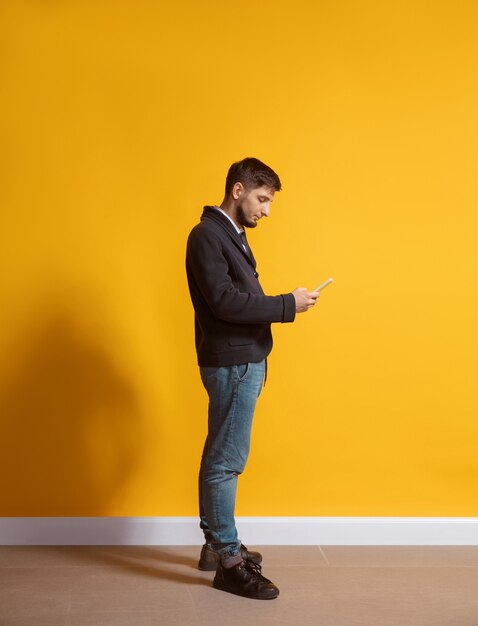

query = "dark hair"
[{"left": 225, "top": 157, "right": 282, "bottom": 196}]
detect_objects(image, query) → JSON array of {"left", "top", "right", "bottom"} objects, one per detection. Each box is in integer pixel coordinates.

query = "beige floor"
[{"left": 1, "top": 546, "right": 478, "bottom": 625}]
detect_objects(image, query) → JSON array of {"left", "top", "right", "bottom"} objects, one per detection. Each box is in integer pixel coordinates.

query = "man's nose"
[{"left": 261, "top": 204, "right": 270, "bottom": 217}]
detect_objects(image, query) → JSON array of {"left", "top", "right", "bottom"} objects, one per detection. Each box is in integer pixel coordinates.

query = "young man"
[{"left": 185, "top": 157, "right": 319, "bottom": 599}]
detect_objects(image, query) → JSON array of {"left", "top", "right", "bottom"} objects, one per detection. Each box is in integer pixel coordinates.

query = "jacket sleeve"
[{"left": 187, "top": 227, "right": 296, "bottom": 325}]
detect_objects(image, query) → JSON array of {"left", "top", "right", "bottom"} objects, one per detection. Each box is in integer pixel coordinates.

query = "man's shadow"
[
  {"left": 34, "top": 545, "right": 211, "bottom": 586},
  {"left": 0, "top": 298, "right": 150, "bottom": 515}
]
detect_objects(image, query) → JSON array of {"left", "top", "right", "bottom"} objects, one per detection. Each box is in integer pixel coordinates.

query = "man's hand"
[{"left": 292, "top": 288, "right": 320, "bottom": 313}]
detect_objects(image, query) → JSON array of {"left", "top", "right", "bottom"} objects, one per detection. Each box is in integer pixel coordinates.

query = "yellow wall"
[{"left": 1, "top": 0, "right": 477, "bottom": 516}]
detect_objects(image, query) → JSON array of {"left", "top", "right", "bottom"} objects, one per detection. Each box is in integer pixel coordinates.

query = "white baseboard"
[{"left": 1, "top": 517, "right": 478, "bottom": 545}]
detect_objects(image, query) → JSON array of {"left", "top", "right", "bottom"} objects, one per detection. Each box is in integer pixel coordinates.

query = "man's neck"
[
  {"left": 219, "top": 199, "right": 241, "bottom": 229},
  {"left": 214, "top": 207, "right": 243, "bottom": 234}
]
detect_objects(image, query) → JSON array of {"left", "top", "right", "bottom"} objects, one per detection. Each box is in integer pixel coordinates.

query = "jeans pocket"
[{"left": 235, "top": 362, "right": 249, "bottom": 382}]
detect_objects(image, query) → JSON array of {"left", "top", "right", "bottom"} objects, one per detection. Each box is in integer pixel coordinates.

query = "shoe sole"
[{"left": 213, "top": 580, "right": 279, "bottom": 600}]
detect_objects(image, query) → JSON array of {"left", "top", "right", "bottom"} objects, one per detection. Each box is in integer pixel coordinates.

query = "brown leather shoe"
[
  {"left": 198, "top": 543, "right": 263, "bottom": 571},
  {"left": 213, "top": 560, "right": 279, "bottom": 600}
]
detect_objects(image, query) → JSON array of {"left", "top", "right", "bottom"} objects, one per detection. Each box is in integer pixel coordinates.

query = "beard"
[{"left": 236, "top": 204, "right": 257, "bottom": 229}]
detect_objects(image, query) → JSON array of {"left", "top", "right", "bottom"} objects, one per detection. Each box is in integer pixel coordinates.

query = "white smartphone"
[{"left": 314, "top": 278, "right": 334, "bottom": 292}]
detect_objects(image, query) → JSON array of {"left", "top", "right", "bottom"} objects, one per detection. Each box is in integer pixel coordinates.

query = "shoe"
[
  {"left": 213, "top": 559, "right": 279, "bottom": 600},
  {"left": 198, "top": 543, "right": 262, "bottom": 571}
]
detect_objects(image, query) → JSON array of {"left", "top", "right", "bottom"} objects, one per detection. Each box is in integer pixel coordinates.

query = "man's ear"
[{"left": 232, "top": 182, "right": 244, "bottom": 200}]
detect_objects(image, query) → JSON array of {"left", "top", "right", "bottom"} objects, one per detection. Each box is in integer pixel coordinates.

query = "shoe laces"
[{"left": 243, "top": 560, "right": 266, "bottom": 581}]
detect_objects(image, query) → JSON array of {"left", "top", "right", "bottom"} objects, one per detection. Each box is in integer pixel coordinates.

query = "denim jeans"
[{"left": 198, "top": 359, "right": 266, "bottom": 559}]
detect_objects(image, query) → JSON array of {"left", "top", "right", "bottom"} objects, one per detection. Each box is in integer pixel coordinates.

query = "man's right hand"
[{"left": 292, "top": 288, "right": 320, "bottom": 313}]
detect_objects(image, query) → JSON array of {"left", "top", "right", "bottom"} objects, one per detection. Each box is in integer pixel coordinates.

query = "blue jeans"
[{"left": 198, "top": 359, "right": 266, "bottom": 559}]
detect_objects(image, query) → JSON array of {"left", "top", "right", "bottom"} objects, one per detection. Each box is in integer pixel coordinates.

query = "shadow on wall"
[{"left": 0, "top": 301, "right": 147, "bottom": 516}]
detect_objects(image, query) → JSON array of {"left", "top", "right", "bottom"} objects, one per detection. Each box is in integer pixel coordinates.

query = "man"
[{"left": 186, "top": 157, "right": 319, "bottom": 600}]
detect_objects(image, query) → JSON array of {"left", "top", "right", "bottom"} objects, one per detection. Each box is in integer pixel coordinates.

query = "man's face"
[{"left": 236, "top": 185, "right": 275, "bottom": 229}]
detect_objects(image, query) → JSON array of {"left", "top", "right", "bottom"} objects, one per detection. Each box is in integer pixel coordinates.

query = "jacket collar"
[{"left": 201, "top": 206, "right": 256, "bottom": 269}]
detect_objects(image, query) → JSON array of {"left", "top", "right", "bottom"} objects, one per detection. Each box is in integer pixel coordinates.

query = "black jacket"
[{"left": 186, "top": 206, "right": 296, "bottom": 366}]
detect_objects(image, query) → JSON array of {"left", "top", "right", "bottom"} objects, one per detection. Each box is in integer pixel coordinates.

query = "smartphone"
[{"left": 314, "top": 278, "right": 334, "bottom": 292}]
